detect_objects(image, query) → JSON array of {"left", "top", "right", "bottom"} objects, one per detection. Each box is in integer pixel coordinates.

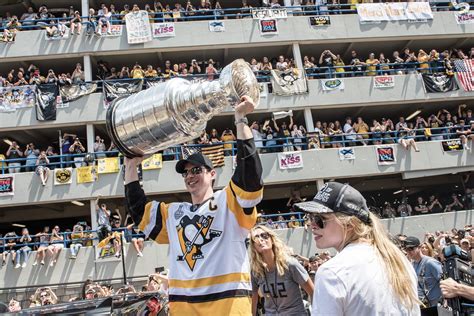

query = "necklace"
[{"left": 263, "top": 266, "right": 279, "bottom": 313}]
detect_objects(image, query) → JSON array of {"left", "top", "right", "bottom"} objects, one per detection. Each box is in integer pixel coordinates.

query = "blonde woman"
[
  {"left": 249, "top": 225, "right": 314, "bottom": 316},
  {"left": 294, "top": 182, "right": 420, "bottom": 315}
]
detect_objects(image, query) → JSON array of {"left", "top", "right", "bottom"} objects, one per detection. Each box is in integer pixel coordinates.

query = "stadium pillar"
[
  {"left": 316, "top": 179, "right": 325, "bottom": 190},
  {"left": 292, "top": 43, "right": 304, "bottom": 70},
  {"left": 83, "top": 55, "right": 92, "bottom": 82},
  {"left": 304, "top": 108, "right": 314, "bottom": 132},
  {"left": 89, "top": 199, "right": 98, "bottom": 245},
  {"left": 86, "top": 124, "right": 95, "bottom": 154},
  {"left": 81, "top": 0, "right": 89, "bottom": 16}
]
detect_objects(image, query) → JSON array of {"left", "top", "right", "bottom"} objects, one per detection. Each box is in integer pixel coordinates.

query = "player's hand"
[
  {"left": 124, "top": 156, "right": 144, "bottom": 170},
  {"left": 235, "top": 95, "right": 255, "bottom": 118},
  {"left": 440, "top": 278, "right": 459, "bottom": 298}
]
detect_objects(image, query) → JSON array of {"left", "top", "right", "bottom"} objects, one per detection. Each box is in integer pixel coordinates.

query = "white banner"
[
  {"left": 455, "top": 12, "right": 474, "bottom": 24},
  {"left": 270, "top": 69, "right": 308, "bottom": 96},
  {"left": 373, "top": 75, "right": 395, "bottom": 88},
  {"left": 338, "top": 147, "right": 355, "bottom": 160},
  {"left": 356, "top": 2, "right": 433, "bottom": 22},
  {"left": 125, "top": 10, "right": 152, "bottom": 44},
  {"left": 209, "top": 20, "right": 225, "bottom": 32},
  {"left": 98, "top": 25, "right": 123, "bottom": 37},
  {"left": 278, "top": 152, "right": 303, "bottom": 169},
  {"left": 0, "top": 85, "right": 36, "bottom": 112},
  {"left": 252, "top": 8, "right": 287, "bottom": 19},
  {"left": 152, "top": 22, "right": 175, "bottom": 38},
  {"left": 321, "top": 78, "right": 345, "bottom": 91}
]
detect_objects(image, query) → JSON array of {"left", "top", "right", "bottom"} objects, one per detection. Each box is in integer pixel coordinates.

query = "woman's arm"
[{"left": 251, "top": 291, "right": 259, "bottom": 316}]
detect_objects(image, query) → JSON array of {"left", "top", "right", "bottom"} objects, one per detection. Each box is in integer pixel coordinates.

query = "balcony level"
[
  {"left": 0, "top": 12, "right": 473, "bottom": 62},
  {"left": 1, "top": 73, "right": 473, "bottom": 132},
  {"left": 0, "top": 140, "right": 472, "bottom": 207}
]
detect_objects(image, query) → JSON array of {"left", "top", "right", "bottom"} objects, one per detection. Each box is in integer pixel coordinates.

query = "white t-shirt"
[
  {"left": 312, "top": 243, "right": 420, "bottom": 316},
  {"left": 343, "top": 123, "right": 356, "bottom": 141}
]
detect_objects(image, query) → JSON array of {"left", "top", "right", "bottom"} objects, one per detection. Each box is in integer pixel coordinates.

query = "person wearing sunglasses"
[
  {"left": 124, "top": 95, "right": 263, "bottom": 315},
  {"left": 294, "top": 182, "right": 420, "bottom": 315},
  {"left": 249, "top": 225, "right": 313, "bottom": 316}
]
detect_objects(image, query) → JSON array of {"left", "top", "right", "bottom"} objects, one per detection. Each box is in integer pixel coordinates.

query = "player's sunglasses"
[
  {"left": 252, "top": 232, "right": 271, "bottom": 242},
  {"left": 305, "top": 214, "right": 333, "bottom": 229},
  {"left": 181, "top": 166, "right": 204, "bottom": 178}
]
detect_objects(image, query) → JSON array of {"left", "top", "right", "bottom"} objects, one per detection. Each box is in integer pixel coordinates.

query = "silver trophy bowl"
[{"left": 106, "top": 59, "right": 260, "bottom": 158}]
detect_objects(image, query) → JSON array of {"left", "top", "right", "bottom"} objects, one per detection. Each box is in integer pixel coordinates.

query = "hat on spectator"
[
  {"left": 293, "top": 182, "right": 371, "bottom": 224},
  {"left": 175, "top": 153, "right": 214, "bottom": 174},
  {"left": 404, "top": 236, "right": 421, "bottom": 248},
  {"left": 460, "top": 238, "right": 470, "bottom": 245}
]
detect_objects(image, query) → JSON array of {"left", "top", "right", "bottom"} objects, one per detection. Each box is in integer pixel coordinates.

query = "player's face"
[
  {"left": 309, "top": 214, "right": 345, "bottom": 251},
  {"left": 251, "top": 228, "right": 273, "bottom": 253},
  {"left": 182, "top": 162, "right": 215, "bottom": 195}
]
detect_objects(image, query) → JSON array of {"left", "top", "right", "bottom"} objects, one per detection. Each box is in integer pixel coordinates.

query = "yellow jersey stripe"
[
  {"left": 226, "top": 186, "right": 257, "bottom": 229},
  {"left": 138, "top": 201, "right": 153, "bottom": 233},
  {"left": 169, "top": 272, "right": 250, "bottom": 289},
  {"left": 230, "top": 180, "right": 263, "bottom": 202},
  {"left": 155, "top": 203, "right": 169, "bottom": 244},
  {"left": 169, "top": 295, "right": 251, "bottom": 315}
]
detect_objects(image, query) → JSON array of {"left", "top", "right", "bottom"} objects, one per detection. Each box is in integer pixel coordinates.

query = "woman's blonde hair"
[
  {"left": 335, "top": 212, "right": 420, "bottom": 310},
  {"left": 249, "top": 225, "right": 290, "bottom": 279},
  {"left": 421, "top": 242, "right": 434, "bottom": 258}
]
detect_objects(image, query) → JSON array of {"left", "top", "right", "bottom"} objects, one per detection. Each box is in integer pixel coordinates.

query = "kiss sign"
[
  {"left": 0, "top": 176, "right": 14, "bottom": 196},
  {"left": 259, "top": 19, "right": 278, "bottom": 35},
  {"left": 278, "top": 152, "right": 304, "bottom": 170}
]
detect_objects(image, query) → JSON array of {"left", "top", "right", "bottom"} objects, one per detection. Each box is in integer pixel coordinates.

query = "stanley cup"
[{"left": 106, "top": 59, "right": 260, "bottom": 158}]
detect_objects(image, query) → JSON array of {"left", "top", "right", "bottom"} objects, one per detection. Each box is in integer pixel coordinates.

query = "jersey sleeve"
[
  {"left": 289, "top": 257, "right": 310, "bottom": 285},
  {"left": 312, "top": 266, "right": 346, "bottom": 315},
  {"left": 125, "top": 181, "right": 169, "bottom": 244},
  {"left": 225, "top": 139, "right": 263, "bottom": 229}
]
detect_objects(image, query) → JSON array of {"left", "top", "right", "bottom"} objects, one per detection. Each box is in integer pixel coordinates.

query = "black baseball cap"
[
  {"left": 175, "top": 153, "right": 214, "bottom": 174},
  {"left": 294, "top": 182, "right": 371, "bottom": 224},
  {"left": 405, "top": 236, "right": 421, "bottom": 248}
]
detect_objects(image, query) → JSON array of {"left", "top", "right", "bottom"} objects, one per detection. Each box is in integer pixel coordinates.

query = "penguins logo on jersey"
[{"left": 176, "top": 215, "right": 222, "bottom": 270}]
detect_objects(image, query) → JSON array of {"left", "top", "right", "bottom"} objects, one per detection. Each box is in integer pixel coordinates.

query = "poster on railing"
[
  {"left": 54, "top": 168, "right": 73, "bottom": 185},
  {"left": 375, "top": 146, "right": 396, "bottom": 165},
  {"left": 421, "top": 74, "right": 459, "bottom": 93},
  {"left": 270, "top": 69, "right": 308, "bottom": 96},
  {"left": 309, "top": 16, "right": 331, "bottom": 27},
  {"left": 259, "top": 19, "right": 278, "bottom": 35},
  {"left": 356, "top": 2, "right": 433, "bottom": 23},
  {"left": 0, "top": 175, "right": 14, "bottom": 196},
  {"left": 97, "top": 157, "right": 120, "bottom": 174},
  {"left": 209, "top": 21, "right": 225, "bottom": 32},
  {"left": 320, "top": 78, "right": 345, "bottom": 91},
  {"left": 103, "top": 79, "right": 143, "bottom": 109},
  {"left": 36, "top": 84, "right": 59, "bottom": 121},
  {"left": 125, "top": 10, "right": 152, "bottom": 44},
  {"left": 152, "top": 22, "right": 175, "bottom": 38},
  {"left": 97, "top": 25, "right": 123, "bottom": 37},
  {"left": 455, "top": 12, "right": 474, "bottom": 24},
  {"left": 252, "top": 8, "right": 287, "bottom": 19},
  {"left": 454, "top": 59, "right": 474, "bottom": 91},
  {"left": 44, "top": 26, "right": 70, "bottom": 41},
  {"left": 76, "top": 166, "right": 97, "bottom": 183},
  {"left": 0, "top": 85, "right": 36, "bottom": 113},
  {"left": 278, "top": 152, "right": 303, "bottom": 169},
  {"left": 59, "top": 82, "right": 98, "bottom": 102},
  {"left": 338, "top": 147, "right": 355, "bottom": 160},
  {"left": 442, "top": 139, "right": 464, "bottom": 151},
  {"left": 141, "top": 154, "right": 163, "bottom": 170},
  {"left": 373, "top": 75, "right": 395, "bottom": 89},
  {"left": 95, "top": 231, "right": 126, "bottom": 262}
]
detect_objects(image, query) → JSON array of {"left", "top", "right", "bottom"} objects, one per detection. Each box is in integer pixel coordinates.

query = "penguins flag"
[
  {"left": 36, "top": 84, "right": 59, "bottom": 121},
  {"left": 60, "top": 82, "right": 98, "bottom": 102},
  {"left": 422, "top": 74, "right": 459, "bottom": 93},
  {"left": 103, "top": 79, "right": 143, "bottom": 108},
  {"left": 270, "top": 69, "right": 308, "bottom": 96}
]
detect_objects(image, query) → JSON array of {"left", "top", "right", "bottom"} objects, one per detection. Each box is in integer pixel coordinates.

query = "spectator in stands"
[
  {"left": 334, "top": 54, "right": 345, "bottom": 77},
  {"left": 33, "top": 226, "right": 50, "bottom": 266},
  {"left": 444, "top": 193, "right": 464, "bottom": 212},
  {"left": 131, "top": 63, "right": 146, "bottom": 79},
  {"left": 291, "top": 125, "right": 306, "bottom": 151},
  {"left": 86, "top": 9, "right": 98, "bottom": 36},
  {"left": 58, "top": 73, "right": 72, "bottom": 86},
  {"left": 48, "top": 226, "right": 63, "bottom": 266},
  {"left": 398, "top": 123, "right": 420, "bottom": 152},
  {"left": 69, "top": 224, "right": 84, "bottom": 259},
  {"left": 249, "top": 225, "right": 313, "bottom": 315},
  {"left": 288, "top": 215, "right": 301, "bottom": 228},
  {"left": 2, "top": 16, "right": 21, "bottom": 42},
  {"left": 365, "top": 53, "right": 379, "bottom": 76},
  {"left": 353, "top": 117, "right": 369, "bottom": 146},
  {"left": 456, "top": 119, "right": 473, "bottom": 150},
  {"left": 397, "top": 197, "right": 412, "bottom": 217},
  {"left": 98, "top": 6, "right": 112, "bottom": 35},
  {"left": 206, "top": 59, "right": 218, "bottom": 80},
  {"left": 119, "top": 66, "right": 130, "bottom": 79},
  {"left": 392, "top": 51, "right": 405, "bottom": 75},
  {"left": 44, "top": 69, "right": 58, "bottom": 84},
  {"left": 35, "top": 151, "right": 50, "bottom": 186},
  {"left": 428, "top": 195, "right": 443, "bottom": 213},
  {"left": 405, "top": 236, "right": 442, "bottom": 308},
  {"left": 20, "top": 7, "right": 38, "bottom": 27},
  {"left": 220, "top": 128, "right": 236, "bottom": 156},
  {"left": 319, "top": 50, "right": 336, "bottom": 78},
  {"left": 24, "top": 142, "right": 39, "bottom": 172},
  {"left": 342, "top": 117, "right": 356, "bottom": 146},
  {"left": 29, "top": 67, "right": 44, "bottom": 85},
  {"left": 15, "top": 228, "right": 32, "bottom": 269},
  {"left": 69, "top": 137, "right": 86, "bottom": 168},
  {"left": 14, "top": 71, "right": 28, "bottom": 86},
  {"left": 96, "top": 197, "right": 111, "bottom": 242},
  {"left": 2, "top": 232, "right": 17, "bottom": 267},
  {"left": 275, "top": 215, "right": 288, "bottom": 229},
  {"left": 378, "top": 53, "right": 391, "bottom": 75},
  {"left": 370, "top": 119, "right": 385, "bottom": 145},
  {"left": 145, "top": 65, "right": 158, "bottom": 78},
  {"left": 382, "top": 202, "right": 397, "bottom": 218},
  {"left": 6, "top": 141, "right": 23, "bottom": 174},
  {"left": 461, "top": 188, "right": 473, "bottom": 210},
  {"left": 110, "top": 216, "right": 124, "bottom": 258},
  {"left": 8, "top": 298, "right": 21, "bottom": 312},
  {"left": 33, "top": 287, "right": 58, "bottom": 306},
  {"left": 414, "top": 197, "right": 429, "bottom": 215},
  {"left": 189, "top": 59, "right": 201, "bottom": 75},
  {"left": 94, "top": 136, "right": 107, "bottom": 159},
  {"left": 70, "top": 11, "right": 82, "bottom": 35},
  {"left": 197, "top": 130, "right": 210, "bottom": 144},
  {"left": 417, "top": 50, "right": 430, "bottom": 74},
  {"left": 129, "top": 225, "right": 145, "bottom": 257},
  {"left": 71, "top": 63, "right": 85, "bottom": 83}
]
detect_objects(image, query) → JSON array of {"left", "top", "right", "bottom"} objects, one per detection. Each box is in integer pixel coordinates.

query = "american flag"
[
  {"left": 181, "top": 144, "right": 225, "bottom": 168},
  {"left": 454, "top": 59, "right": 474, "bottom": 91}
]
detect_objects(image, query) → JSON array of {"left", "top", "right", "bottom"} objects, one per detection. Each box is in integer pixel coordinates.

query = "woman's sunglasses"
[
  {"left": 181, "top": 166, "right": 204, "bottom": 178},
  {"left": 305, "top": 214, "right": 332, "bottom": 229},
  {"left": 252, "top": 232, "right": 271, "bottom": 242}
]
